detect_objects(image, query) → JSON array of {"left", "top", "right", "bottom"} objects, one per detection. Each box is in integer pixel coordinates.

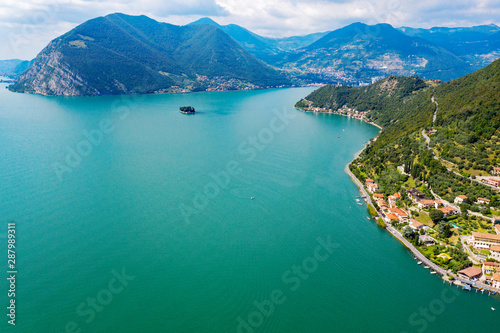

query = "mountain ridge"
[
  {"left": 10, "top": 13, "right": 290, "bottom": 96},
  {"left": 278, "top": 22, "right": 471, "bottom": 82},
  {"left": 8, "top": 14, "right": 500, "bottom": 94},
  {"left": 188, "top": 17, "right": 330, "bottom": 62}
]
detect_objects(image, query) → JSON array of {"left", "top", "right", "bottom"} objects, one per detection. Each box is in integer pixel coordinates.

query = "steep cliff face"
[
  {"left": 10, "top": 13, "right": 289, "bottom": 96},
  {"left": 14, "top": 40, "right": 100, "bottom": 96}
]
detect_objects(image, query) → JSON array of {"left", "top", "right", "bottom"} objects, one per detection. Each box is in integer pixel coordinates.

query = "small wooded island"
[{"left": 180, "top": 106, "right": 196, "bottom": 114}]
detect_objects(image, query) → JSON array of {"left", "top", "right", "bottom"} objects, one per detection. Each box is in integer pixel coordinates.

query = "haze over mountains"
[
  {"left": 6, "top": 13, "right": 500, "bottom": 96},
  {"left": 399, "top": 24, "right": 500, "bottom": 71},
  {"left": 0, "top": 59, "right": 33, "bottom": 79}
]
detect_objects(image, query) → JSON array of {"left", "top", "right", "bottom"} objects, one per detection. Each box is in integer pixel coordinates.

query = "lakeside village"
[
  {"left": 353, "top": 168, "right": 500, "bottom": 294},
  {"left": 300, "top": 102, "right": 382, "bottom": 128},
  {"left": 307, "top": 104, "right": 500, "bottom": 293}
]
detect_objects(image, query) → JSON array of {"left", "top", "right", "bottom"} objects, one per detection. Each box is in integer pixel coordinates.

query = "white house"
[
  {"left": 454, "top": 195, "right": 467, "bottom": 204},
  {"left": 489, "top": 245, "right": 500, "bottom": 261}
]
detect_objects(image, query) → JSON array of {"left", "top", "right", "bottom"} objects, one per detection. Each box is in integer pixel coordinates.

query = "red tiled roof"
[
  {"left": 484, "top": 262, "right": 499, "bottom": 267},
  {"left": 457, "top": 266, "right": 482, "bottom": 278},
  {"left": 366, "top": 178, "right": 374, "bottom": 183},
  {"left": 409, "top": 219, "right": 424, "bottom": 228},
  {"left": 393, "top": 192, "right": 401, "bottom": 198},
  {"left": 493, "top": 273, "right": 500, "bottom": 282},
  {"left": 472, "top": 232, "right": 500, "bottom": 241},
  {"left": 377, "top": 200, "right": 388, "bottom": 206},
  {"left": 490, "top": 245, "right": 500, "bottom": 252},
  {"left": 439, "top": 207, "right": 457, "bottom": 213},
  {"left": 389, "top": 208, "right": 408, "bottom": 217},
  {"left": 373, "top": 194, "right": 384, "bottom": 198},
  {"left": 457, "top": 195, "right": 467, "bottom": 199},
  {"left": 418, "top": 200, "right": 435, "bottom": 205},
  {"left": 386, "top": 213, "right": 399, "bottom": 220}
]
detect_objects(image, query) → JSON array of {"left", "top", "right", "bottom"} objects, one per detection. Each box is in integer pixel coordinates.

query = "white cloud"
[{"left": 0, "top": 0, "right": 498, "bottom": 59}]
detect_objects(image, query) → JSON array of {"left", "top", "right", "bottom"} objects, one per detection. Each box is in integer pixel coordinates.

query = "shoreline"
[
  {"left": 345, "top": 146, "right": 455, "bottom": 281},
  {"left": 300, "top": 107, "right": 383, "bottom": 130},
  {"left": 4, "top": 83, "right": 316, "bottom": 98},
  {"left": 345, "top": 138, "right": 500, "bottom": 294}
]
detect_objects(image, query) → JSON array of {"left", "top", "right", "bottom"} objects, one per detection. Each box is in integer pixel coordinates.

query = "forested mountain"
[
  {"left": 7, "top": 14, "right": 500, "bottom": 94},
  {"left": 9, "top": 13, "right": 290, "bottom": 96},
  {"left": 188, "top": 17, "right": 329, "bottom": 63},
  {"left": 278, "top": 22, "right": 471, "bottom": 82},
  {"left": 295, "top": 76, "right": 431, "bottom": 128}
]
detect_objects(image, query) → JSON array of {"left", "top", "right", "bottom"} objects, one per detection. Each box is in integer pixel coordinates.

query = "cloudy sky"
[{"left": 1, "top": 0, "right": 499, "bottom": 60}]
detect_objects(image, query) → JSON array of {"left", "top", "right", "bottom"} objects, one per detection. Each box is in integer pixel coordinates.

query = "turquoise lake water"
[{"left": 0, "top": 85, "right": 498, "bottom": 332}]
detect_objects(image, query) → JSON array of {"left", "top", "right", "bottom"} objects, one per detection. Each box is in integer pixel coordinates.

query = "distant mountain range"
[
  {"left": 7, "top": 13, "right": 500, "bottom": 96},
  {"left": 0, "top": 59, "right": 33, "bottom": 78},
  {"left": 275, "top": 22, "right": 473, "bottom": 82},
  {"left": 10, "top": 13, "right": 290, "bottom": 96},
  {"left": 188, "top": 19, "right": 500, "bottom": 83},
  {"left": 399, "top": 24, "right": 500, "bottom": 71},
  {"left": 188, "top": 17, "right": 329, "bottom": 63}
]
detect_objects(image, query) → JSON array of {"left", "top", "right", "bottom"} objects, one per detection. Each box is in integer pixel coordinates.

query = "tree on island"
[{"left": 180, "top": 106, "right": 195, "bottom": 113}]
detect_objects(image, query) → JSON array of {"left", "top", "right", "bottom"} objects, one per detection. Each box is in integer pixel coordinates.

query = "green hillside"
[
  {"left": 299, "top": 59, "right": 500, "bottom": 207},
  {"left": 297, "top": 59, "right": 500, "bottom": 251},
  {"left": 296, "top": 76, "right": 431, "bottom": 129}
]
